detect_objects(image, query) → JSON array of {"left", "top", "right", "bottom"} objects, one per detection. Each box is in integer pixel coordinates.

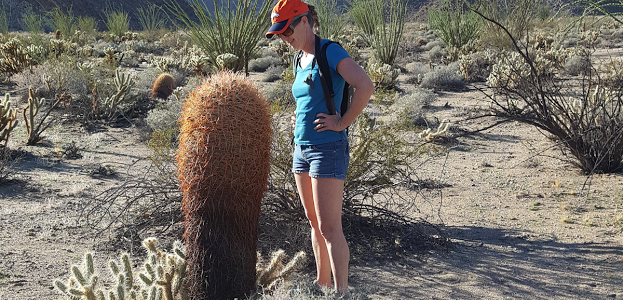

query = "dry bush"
[
  {"left": 420, "top": 62, "right": 465, "bottom": 91},
  {"left": 475, "top": 9, "right": 623, "bottom": 173}
]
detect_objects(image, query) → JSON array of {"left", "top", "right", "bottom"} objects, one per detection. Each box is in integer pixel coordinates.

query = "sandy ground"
[{"left": 1, "top": 77, "right": 623, "bottom": 300}]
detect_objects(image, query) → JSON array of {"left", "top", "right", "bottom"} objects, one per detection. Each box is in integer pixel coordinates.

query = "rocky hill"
[{"left": 3, "top": 0, "right": 433, "bottom": 32}]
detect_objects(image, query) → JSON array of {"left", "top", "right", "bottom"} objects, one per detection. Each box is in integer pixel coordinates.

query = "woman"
[{"left": 266, "top": 0, "right": 375, "bottom": 294}]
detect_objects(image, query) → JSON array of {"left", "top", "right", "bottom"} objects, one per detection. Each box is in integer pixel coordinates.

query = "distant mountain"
[{"left": 7, "top": 0, "right": 194, "bottom": 32}]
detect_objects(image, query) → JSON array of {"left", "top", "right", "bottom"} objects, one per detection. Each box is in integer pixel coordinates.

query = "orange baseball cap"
[{"left": 265, "top": 0, "right": 310, "bottom": 38}]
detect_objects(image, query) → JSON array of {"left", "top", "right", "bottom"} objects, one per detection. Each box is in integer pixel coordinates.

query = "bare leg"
[
  {"left": 295, "top": 173, "right": 332, "bottom": 287},
  {"left": 312, "top": 177, "right": 349, "bottom": 293}
]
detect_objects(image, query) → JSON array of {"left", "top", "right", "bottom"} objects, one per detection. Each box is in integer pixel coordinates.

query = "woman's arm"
[{"left": 314, "top": 57, "right": 374, "bottom": 132}]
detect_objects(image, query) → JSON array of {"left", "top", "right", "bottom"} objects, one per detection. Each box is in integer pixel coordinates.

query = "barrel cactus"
[
  {"left": 176, "top": 71, "right": 272, "bottom": 299},
  {"left": 151, "top": 73, "right": 176, "bottom": 100}
]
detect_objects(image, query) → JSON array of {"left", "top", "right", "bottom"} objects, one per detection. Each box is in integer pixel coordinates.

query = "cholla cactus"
[
  {"left": 215, "top": 53, "right": 239, "bottom": 70},
  {"left": 22, "top": 88, "right": 54, "bottom": 145},
  {"left": 0, "top": 38, "right": 32, "bottom": 80},
  {"left": 0, "top": 93, "right": 18, "bottom": 146},
  {"left": 256, "top": 250, "right": 306, "bottom": 291},
  {"left": 53, "top": 238, "right": 188, "bottom": 300},
  {"left": 98, "top": 69, "right": 136, "bottom": 120},
  {"left": 104, "top": 47, "right": 119, "bottom": 65},
  {"left": 419, "top": 119, "right": 451, "bottom": 141},
  {"left": 367, "top": 62, "right": 400, "bottom": 89},
  {"left": 53, "top": 252, "right": 101, "bottom": 300}
]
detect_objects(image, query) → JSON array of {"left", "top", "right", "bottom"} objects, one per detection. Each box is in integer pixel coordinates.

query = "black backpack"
[{"left": 293, "top": 35, "right": 352, "bottom": 123}]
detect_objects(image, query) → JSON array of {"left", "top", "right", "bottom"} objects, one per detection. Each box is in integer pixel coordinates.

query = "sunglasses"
[{"left": 280, "top": 15, "right": 304, "bottom": 37}]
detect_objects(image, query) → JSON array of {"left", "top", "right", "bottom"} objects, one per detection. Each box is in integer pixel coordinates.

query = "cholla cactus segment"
[
  {"left": 367, "top": 62, "right": 400, "bottom": 89},
  {"left": 419, "top": 119, "right": 451, "bottom": 141},
  {"left": 215, "top": 53, "right": 239, "bottom": 70},
  {"left": 256, "top": 250, "right": 306, "bottom": 291},
  {"left": 0, "top": 93, "right": 18, "bottom": 146}
]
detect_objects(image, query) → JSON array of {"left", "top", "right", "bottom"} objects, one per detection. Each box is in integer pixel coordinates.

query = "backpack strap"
[
  {"left": 293, "top": 50, "right": 303, "bottom": 77},
  {"left": 315, "top": 35, "right": 337, "bottom": 115}
]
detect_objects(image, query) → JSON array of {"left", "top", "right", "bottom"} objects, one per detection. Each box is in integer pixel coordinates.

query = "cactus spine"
[
  {"left": 176, "top": 71, "right": 272, "bottom": 299},
  {"left": 0, "top": 93, "right": 18, "bottom": 146}
]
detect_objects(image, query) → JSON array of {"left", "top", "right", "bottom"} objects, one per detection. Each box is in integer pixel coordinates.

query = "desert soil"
[{"left": 1, "top": 74, "right": 622, "bottom": 300}]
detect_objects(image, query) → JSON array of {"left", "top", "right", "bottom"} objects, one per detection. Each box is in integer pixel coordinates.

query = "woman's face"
[{"left": 278, "top": 16, "right": 306, "bottom": 50}]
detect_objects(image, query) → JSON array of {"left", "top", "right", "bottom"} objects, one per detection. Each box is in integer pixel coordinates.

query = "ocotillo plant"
[{"left": 176, "top": 71, "right": 272, "bottom": 299}]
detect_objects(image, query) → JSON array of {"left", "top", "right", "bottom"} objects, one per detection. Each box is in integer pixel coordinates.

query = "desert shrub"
[
  {"left": 392, "top": 87, "right": 437, "bottom": 128},
  {"left": 308, "top": 0, "right": 349, "bottom": 39},
  {"left": 262, "top": 65, "right": 285, "bottom": 82},
  {"left": 480, "top": 12, "right": 623, "bottom": 173},
  {"left": 136, "top": 3, "right": 167, "bottom": 33},
  {"left": 428, "top": 44, "right": 447, "bottom": 63},
  {"left": 166, "top": 0, "right": 272, "bottom": 72},
  {"left": 565, "top": 53, "right": 592, "bottom": 76},
  {"left": 104, "top": 8, "right": 130, "bottom": 38},
  {"left": 76, "top": 16, "right": 97, "bottom": 36},
  {"left": 420, "top": 62, "right": 465, "bottom": 91},
  {"left": 422, "top": 40, "right": 445, "bottom": 51},
  {"left": 48, "top": 6, "right": 75, "bottom": 38},
  {"left": 249, "top": 56, "right": 282, "bottom": 72},
  {"left": 146, "top": 100, "right": 182, "bottom": 134},
  {"left": 0, "top": 8, "right": 7, "bottom": 34},
  {"left": 21, "top": 11, "right": 43, "bottom": 33},
  {"left": 406, "top": 61, "right": 430, "bottom": 76},
  {"left": 474, "top": 0, "right": 540, "bottom": 50},
  {"left": 428, "top": 0, "right": 482, "bottom": 52},
  {"left": 0, "top": 0, "right": 31, "bottom": 33},
  {"left": 349, "top": 0, "right": 407, "bottom": 66}
]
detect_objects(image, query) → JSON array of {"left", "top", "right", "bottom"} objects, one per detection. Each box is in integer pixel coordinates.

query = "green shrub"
[
  {"left": 564, "top": 53, "right": 592, "bottom": 76},
  {"left": 349, "top": 0, "right": 407, "bottom": 66},
  {"left": 104, "top": 8, "right": 130, "bottom": 38},
  {"left": 249, "top": 56, "right": 281, "bottom": 72},
  {"left": 428, "top": 0, "right": 482, "bottom": 54},
  {"left": 262, "top": 65, "right": 285, "bottom": 82},
  {"left": 308, "top": 0, "right": 348, "bottom": 39},
  {"left": 48, "top": 6, "right": 75, "bottom": 38},
  {"left": 76, "top": 16, "right": 97, "bottom": 35},
  {"left": 392, "top": 87, "right": 436, "bottom": 128},
  {"left": 473, "top": 0, "right": 540, "bottom": 50},
  {"left": 21, "top": 11, "right": 43, "bottom": 33},
  {"left": 146, "top": 101, "right": 182, "bottom": 135},
  {"left": 136, "top": 3, "right": 167, "bottom": 33},
  {"left": 0, "top": 8, "right": 7, "bottom": 34},
  {"left": 166, "top": 0, "right": 272, "bottom": 72},
  {"left": 420, "top": 62, "right": 465, "bottom": 91}
]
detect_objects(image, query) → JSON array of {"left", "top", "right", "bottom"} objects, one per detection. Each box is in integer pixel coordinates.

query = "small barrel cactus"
[
  {"left": 151, "top": 73, "right": 176, "bottom": 99},
  {"left": 176, "top": 71, "right": 272, "bottom": 299}
]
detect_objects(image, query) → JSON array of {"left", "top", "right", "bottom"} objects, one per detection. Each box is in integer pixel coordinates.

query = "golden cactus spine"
[
  {"left": 151, "top": 73, "right": 176, "bottom": 99},
  {"left": 176, "top": 71, "right": 272, "bottom": 299}
]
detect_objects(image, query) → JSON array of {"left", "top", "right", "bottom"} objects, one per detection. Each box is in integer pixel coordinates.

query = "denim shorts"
[{"left": 292, "top": 140, "right": 349, "bottom": 180}]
